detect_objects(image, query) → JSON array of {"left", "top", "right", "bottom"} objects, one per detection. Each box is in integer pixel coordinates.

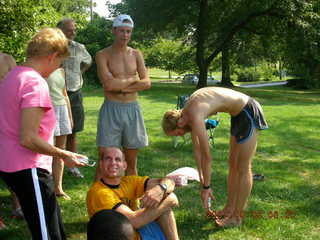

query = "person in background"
[
  {"left": 95, "top": 14, "right": 150, "bottom": 178},
  {"left": 0, "top": 28, "right": 85, "bottom": 239},
  {"left": 0, "top": 52, "right": 23, "bottom": 229},
  {"left": 57, "top": 18, "right": 92, "bottom": 178},
  {"left": 47, "top": 68, "right": 73, "bottom": 200}
]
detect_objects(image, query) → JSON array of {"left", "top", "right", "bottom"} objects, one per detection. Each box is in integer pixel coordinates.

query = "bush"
[
  {"left": 235, "top": 67, "right": 261, "bottom": 82},
  {"left": 259, "top": 62, "right": 277, "bottom": 81}
]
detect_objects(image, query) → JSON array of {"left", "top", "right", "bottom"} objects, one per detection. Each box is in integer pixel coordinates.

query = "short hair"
[
  {"left": 87, "top": 210, "right": 134, "bottom": 240},
  {"left": 56, "top": 18, "right": 75, "bottom": 29},
  {"left": 26, "top": 28, "right": 69, "bottom": 58},
  {"left": 104, "top": 147, "right": 125, "bottom": 161},
  {"left": 162, "top": 109, "right": 182, "bottom": 134}
]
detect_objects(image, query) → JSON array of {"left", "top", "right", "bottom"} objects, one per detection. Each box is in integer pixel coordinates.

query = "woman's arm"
[{"left": 20, "top": 107, "right": 84, "bottom": 168}]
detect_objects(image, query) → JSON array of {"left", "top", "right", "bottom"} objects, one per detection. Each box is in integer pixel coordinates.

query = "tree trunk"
[
  {"left": 196, "top": 0, "right": 209, "bottom": 89},
  {"left": 168, "top": 70, "right": 172, "bottom": 80},
  {"left": 279, "top": 59, "right": 283, "bottom": 80},
  {"left": 221, "top": 43, "right": 233, "bottom": 86}
]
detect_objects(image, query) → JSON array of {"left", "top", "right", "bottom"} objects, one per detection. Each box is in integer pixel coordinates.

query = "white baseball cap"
[{"left": 112, "top": 14, "right": 134, "bottom": 28}]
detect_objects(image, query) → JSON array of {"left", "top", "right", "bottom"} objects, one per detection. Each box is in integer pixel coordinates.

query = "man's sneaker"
[
  {"left": 68, "top": 167, "right": 84, "bottom": 178},
  {"left": 12, "top": 208, "right": 24, "bottom": 219}
]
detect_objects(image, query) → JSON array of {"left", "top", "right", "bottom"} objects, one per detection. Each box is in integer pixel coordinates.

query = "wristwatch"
[{"left": 158, "top": 183, "right": 168, "bottom": 193}]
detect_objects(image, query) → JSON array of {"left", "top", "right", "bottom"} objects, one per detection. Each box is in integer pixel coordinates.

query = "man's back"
[{"left": 0, "top": 53, "right": 16, "bottom": 82}]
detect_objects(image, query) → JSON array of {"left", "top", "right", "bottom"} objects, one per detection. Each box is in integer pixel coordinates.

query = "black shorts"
[
  {"left": 231, "top": 98, "right": 268, "bottom": 143},
  {"left": 67, "top": 90, "right": 84, "bottom": 133}
]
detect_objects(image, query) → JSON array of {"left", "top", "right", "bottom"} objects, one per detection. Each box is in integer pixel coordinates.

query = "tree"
[
  {"left": 0, "top": 0, "right": 59, "bottom": 62},
  {"left": 76, "top": 14, "right": 113, "bottom": 85},
  {"left": 143, "top": 37, "right": 197, "bottom": 78},
  {"left": 0, "top": 0, "right": 91, "bottom": 62},
  {"left": 108, "top": 0, "right": 320, "bottom": 88},
  {"left": 282, "top": 0, "right": 320, "bottom": 88}
]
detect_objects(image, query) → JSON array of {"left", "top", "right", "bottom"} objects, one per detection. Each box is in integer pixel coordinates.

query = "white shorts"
[{"left": 53, "top": 105, "right": 72, "bottom": 136}]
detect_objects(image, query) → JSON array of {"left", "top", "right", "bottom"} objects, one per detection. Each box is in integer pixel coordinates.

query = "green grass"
[{"left": 1, "top": 83, "right": 320, "bottom": 239}]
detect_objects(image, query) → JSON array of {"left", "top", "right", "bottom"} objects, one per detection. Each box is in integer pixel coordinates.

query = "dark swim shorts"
[
  {"left": 231, "top": 98, "right": 268, "bottom": 143},
  {"left": 67, "top": 89, "right": 84, "bottom": 133}
]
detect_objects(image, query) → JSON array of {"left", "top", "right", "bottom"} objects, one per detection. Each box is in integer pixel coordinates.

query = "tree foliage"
[
  {"left": 76, "top": 14, "right": 113, "bottom": 85},
  {"left": 0, "top": 0, "right": 90, "bottom": 63},
  {"left": 109, "top": 0, "right": 320, "bottom": 88},
  {"left": 0, "top": 0, "right": 59, "bottom": 62},
  {"left": 143, "top": 37, "right": 197, "bottom": 77}
]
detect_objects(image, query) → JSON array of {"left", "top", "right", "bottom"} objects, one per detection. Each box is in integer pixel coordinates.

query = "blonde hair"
[
  {"left": 162, "top": 109, "right": 182, "bottom": 135},
  {"left": 27, "top": 28, "right": 69, "bottom": 58}
]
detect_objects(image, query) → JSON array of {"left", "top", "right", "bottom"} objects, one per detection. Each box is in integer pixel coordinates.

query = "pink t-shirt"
[{"left": 0, "top": 66, "right": 56, "bottom": 173}]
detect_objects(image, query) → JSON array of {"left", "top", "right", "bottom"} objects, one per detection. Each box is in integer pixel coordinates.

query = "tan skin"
[
  {"left": 51, "top": 69, "right": 74, "bottom": 199},
  {"left": 167, "top": 87, "right": 257, "bottom": 227},
  {"left": 99, "top": 147, "right": 179, "bottom": 240},
  {"left": 95, "top": 24, "right": 151, "bottom": 176}
]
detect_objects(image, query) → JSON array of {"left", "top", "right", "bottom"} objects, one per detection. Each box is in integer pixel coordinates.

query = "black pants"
[{"left": 0, "top": 168, "right": 66, "bottom": 240}]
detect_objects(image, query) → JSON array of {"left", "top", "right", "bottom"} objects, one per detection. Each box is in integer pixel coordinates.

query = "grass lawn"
[{"left": 1, "top": 83, "right": 320, "bottom": 240}]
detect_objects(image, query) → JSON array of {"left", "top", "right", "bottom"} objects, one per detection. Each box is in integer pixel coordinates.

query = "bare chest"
[{"left": 107, "top": 52, "right": 137, "bottom": 77}]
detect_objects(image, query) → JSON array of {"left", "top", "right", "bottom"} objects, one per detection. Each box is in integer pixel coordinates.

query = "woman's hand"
[{"left": 58, "top": 149, "right": 86, "bottom": 168}]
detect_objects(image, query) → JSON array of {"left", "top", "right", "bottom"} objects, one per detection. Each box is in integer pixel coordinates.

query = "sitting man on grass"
[{"left": 87, "top": 147, "right": 180, "bottom": 240}]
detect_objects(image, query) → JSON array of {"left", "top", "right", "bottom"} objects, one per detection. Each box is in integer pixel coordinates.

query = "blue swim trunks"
[{"left": 138, "top": 222, "right": 166, "bottom": 240}]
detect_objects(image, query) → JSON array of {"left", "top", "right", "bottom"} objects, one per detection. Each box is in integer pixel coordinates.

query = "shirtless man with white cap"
[{"left": 95, "top": 14, "right": 151, "bottom": 177}]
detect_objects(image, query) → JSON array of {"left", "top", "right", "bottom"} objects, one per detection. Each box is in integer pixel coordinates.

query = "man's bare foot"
[
  {"left": 216, "top": 207, "right": 233, "bottom": 218},
  {"left": 56, "top": 192, "right": 71, "bottom": 200},
  {"left": 215, "top": 216, "right": 242, "bottom": 228}
]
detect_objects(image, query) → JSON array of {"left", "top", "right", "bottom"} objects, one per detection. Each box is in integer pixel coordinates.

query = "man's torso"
[
  {"left": 103, "top": 46, "right": 139, "bottom": 102},
  {"left": 185, "top": 87, "right": 250, "bottom": 119}
]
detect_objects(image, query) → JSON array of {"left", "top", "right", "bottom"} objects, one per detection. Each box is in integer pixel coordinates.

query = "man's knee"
[{"left": 237, "top": 165, "right": 252, "bottom": 177}]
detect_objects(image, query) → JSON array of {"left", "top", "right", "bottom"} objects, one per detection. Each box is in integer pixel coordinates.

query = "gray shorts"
[
  {"left": 53, "top": 105, "right": 72, "bottom": 136},
  {"left": 96, "top": 100, "right": 148, "bottom": 149}
]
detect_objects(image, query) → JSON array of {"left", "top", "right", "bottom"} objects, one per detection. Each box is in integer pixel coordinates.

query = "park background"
[{"left": 1, "top": 0, "right": 320, "bottom": 239}]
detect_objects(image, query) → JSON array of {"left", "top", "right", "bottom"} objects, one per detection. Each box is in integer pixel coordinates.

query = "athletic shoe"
[{"left": 68, "top": 167, "right": 84, "bottom": 178}]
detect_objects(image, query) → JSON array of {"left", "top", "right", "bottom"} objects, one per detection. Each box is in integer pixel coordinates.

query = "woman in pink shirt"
[{"left": 0, "top": 28, "right": 85, "bottom": 240}]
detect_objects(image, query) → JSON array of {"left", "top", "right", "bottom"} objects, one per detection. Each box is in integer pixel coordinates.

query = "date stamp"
[{"left": 240, "top": 209, "right": 296, "bottom": 219}]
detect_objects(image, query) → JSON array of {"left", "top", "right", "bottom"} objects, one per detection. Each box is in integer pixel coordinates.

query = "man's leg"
[
  {"left": 123, "top": 148, "right": 138, "bottom": 176},
  {"left": 94, "top": 146, "right": 106, "bottom": 181},
  {"left": 66, "top": 133, "right": 77, "bottom": 153},
  {"left": 233, "top": 130, "right": 257, "bottom": 217},
  {"left": 156, "top": 209, "right": 179, "bottom": 240},
  {"left": 66, "top": 133, "right": 83, "bottom": 178},
  {"left": 217, "top": 130, "right": 258, "bottom": 227},
  {"left": 217, "top": 136, "right": 239, "bottom": 218}
]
